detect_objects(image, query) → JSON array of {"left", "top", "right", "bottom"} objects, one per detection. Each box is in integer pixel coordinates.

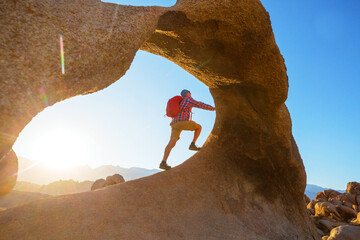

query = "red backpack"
[{"left": 166, "top": 96, "right": 183, "bottom": 117}]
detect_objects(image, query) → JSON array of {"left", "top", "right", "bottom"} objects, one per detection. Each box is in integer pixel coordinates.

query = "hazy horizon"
[
  {"left": 16, "top": 156, "right": 351, "bottom": 191},
  {"left": 16, "top": 156, "right": 161, "bottom": 185}
]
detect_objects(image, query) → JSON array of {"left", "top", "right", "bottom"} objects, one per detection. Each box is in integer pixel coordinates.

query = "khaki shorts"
[{"left": 170, "top": 120, "right": 199, "bottom": 139}]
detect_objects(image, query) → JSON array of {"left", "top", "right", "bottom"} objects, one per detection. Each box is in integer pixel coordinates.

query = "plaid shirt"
[{"left": 170, "top": 97, "right": 215, "bottom": 125}]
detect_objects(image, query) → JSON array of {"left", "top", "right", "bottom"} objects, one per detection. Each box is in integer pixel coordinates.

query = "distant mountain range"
[
  {"left": 17, "top": 157, "right": 161, "bottom": 185},
  {"left": 305, "top": 184, "right": 345, "bottom": 200}
]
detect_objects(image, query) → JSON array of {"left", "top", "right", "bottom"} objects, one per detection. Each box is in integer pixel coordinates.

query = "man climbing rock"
[{"left": 160, "top": 89, "right": 215, "bottom": 170}]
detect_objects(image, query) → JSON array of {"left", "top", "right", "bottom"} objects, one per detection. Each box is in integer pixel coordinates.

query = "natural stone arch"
[{"left": 0, "top": 0, "right": 319, "bottom": 239}]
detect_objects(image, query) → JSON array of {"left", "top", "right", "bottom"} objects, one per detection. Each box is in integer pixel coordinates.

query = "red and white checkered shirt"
[{"left": 170, "top": 97, "right": 215, "bottom": 125}]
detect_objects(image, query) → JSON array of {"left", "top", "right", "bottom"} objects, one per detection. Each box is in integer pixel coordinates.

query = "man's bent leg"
[{"left": 189, "top": 124, "right": 202, "bottom": 151}]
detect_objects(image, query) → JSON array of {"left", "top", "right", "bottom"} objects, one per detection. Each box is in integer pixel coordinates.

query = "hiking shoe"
[
  {"left": 189, "top": 142, "right": 201, "bottom": 151},
  {"left": 159, "top": 161, "right": 171, "bottom": 171}
]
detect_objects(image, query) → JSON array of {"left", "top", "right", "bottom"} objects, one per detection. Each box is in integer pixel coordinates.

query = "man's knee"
[
  {"left": 169, "top": 137, "right": 179, "bottom": 145},
  {"left": 196, "top": 124, "right": 202, "bottom": 130}
]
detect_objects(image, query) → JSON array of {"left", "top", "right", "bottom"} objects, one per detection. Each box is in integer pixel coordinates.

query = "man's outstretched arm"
[{"left": 188, "top": 97, "right": 215, "bottom": 111}]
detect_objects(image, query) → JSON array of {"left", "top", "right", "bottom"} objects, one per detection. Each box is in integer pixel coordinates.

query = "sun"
[{"left": 30, "top": 126, "right": 90, "bottom": 169}]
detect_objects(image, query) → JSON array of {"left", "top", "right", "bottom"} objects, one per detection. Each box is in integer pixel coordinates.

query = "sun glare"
[{"left": 29, "top": 127, "right": 90, "bottom": 169}]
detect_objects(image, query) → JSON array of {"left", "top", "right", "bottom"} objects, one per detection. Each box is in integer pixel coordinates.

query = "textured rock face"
[
  {"left": 325, "top": 225, "right": 360, "bottom": 240},
  {"left": 346, "top": 182, "right": 360, "bottom": 195},
  {"left": 0, "top": 150, "right": 17, "bottom": 196},
  {"left": 356, "top": 212, "right": 360, "bottom": 225},
  {"left": 0, "top": 0, "right": 319, "bottom": 239}
]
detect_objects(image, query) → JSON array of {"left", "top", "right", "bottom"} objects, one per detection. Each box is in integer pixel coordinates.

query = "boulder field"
[
  {"left": 0, "top": 0, "right": 319, "bottom": 239},
  {"left": 305, "top": 182, "right": 360, "bottom": 240}
]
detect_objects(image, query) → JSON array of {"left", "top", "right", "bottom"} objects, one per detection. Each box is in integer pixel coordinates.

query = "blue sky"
[
  {"left": 13, "top": 0, "right": 359, "bottom": 189},
  {"left": 261, "top": 0, "right": 360, "bottom": 189}
]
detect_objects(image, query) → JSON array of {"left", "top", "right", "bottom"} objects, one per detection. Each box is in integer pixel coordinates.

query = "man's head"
[{"left": 181, "top": 89, "right": 191, "bottom": 98}]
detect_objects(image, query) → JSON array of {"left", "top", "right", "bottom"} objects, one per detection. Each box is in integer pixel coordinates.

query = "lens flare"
[
  {"left": 38, "top": 87, "right": 49, "bottom": 106},
  {"left": 192, "top": 55, "right": 213, "bottom": 71},
  {"left": 59, "top": 34, "right": 65, "bottom": 74}
]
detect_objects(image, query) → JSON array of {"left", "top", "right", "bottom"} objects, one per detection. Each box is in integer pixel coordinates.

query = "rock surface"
[
  {"left": 324, "top": 225, "right": 360, "bottom": 240},
  {"left": 105, "top": 174, "right": 125, "bottom": 186},
  {"left": 315, "top": 202, "right": 343, "bottom": 222},
  {"left": 346, "top": 182, "right": 360, "bottom": 195},
  {"left": 0, "top": 0, "right": 319, "bottom": 239},
  {"left": 91, "top": 178, "right": 106, "bottom": 191},
  {"left": 0, "top": 150, "right": 17, "bottom": 196},
  {"left": 304, "top": 194, "right": 311, "bottom": 205},
  {"left": 317, "top": 219, "right": 347, "bottom": 235},
  {"left": 0, "top": 191, "right": 50, "bottom": 209},
  {"left": 350, "top": 212, "right": 360, "bottom": 225}
]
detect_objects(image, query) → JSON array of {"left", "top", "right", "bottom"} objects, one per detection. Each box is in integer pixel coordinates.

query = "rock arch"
[{"left": 0, "top": 0, "right": 319, "bottom": 239}]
